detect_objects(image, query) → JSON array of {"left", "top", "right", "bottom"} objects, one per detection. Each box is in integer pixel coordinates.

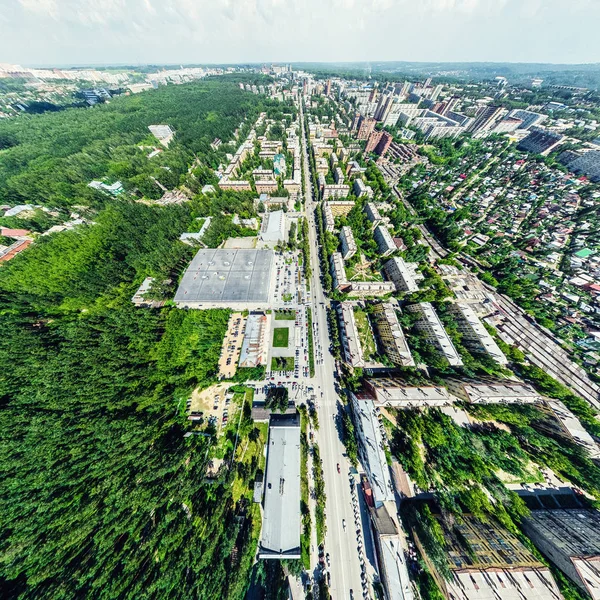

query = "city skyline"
[{"left": 2, "top": 0, "right": 600, "bottom": 66}]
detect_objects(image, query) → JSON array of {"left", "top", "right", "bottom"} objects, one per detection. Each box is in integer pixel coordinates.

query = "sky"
[{"left": 1, "top": 0, "right": 599, "bottom": 67}]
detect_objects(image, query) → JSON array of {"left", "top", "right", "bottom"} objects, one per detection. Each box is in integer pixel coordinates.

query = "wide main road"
[{"left": 299, "top": 99, "right": 365, "bottom": 599}]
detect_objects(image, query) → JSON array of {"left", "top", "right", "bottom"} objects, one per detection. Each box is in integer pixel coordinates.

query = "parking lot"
[
  {"left": 273, "top": 251, "right": 301, "bottom": 307},
  {"left": 187, "top": 382, "right": 236, "bottom": 433},
  {"left": 217, "top": 312, "right": 246, "bottom": 379},
  {"left": 265, "top": 306, "right": 311, "bottom": 382}
]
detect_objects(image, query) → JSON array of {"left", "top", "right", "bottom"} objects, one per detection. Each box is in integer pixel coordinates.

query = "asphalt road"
[{"left": 300, "top": 100, "right": 366, "bottom": 599}]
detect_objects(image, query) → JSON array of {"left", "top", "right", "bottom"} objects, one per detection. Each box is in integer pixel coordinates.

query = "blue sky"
[{"left": 2, "top": 0, "right": 599, "bottom": 66}]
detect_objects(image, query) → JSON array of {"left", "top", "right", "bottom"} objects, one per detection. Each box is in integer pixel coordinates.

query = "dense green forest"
[
  {"left": 0, "top": 77, "right": 275, "bottom": 207},
  {"left": 0, "top": 79, "right": 274, "bottom": 599}
]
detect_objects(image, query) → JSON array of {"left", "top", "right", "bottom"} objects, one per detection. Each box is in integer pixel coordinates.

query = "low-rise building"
[
  {"left": 446, "top": 377, "right": 540, "bottom": 404},
  {"left": 260, "top": 209, "right": 286, "bottom": 243},
  {"left": 383, "top": 257, "right": 421, "bottom": 293},
  {"left": 374, "top": 225, "right": 396, "bottom": 257},
  {"left": 340, "top": 226, "right": 357, "bottom": 260},
  {"left": 259, "top": 413, "right": 301, "bottom": 560},
  {"left": 447, "top": 302, "right": 508, "bottom": 365},
  {"left": 522, "top": 508, "right": 600, "bottom": 600},
  {"left": 337, "top": 302, "right": 365, "bottom": 368},
  {"left": 406, "top": 303, "right": 464, "bottom": 366},
  {"left": 239, "top": 312, "right": 269, "bottom": 368},
  {"left": 371, "top": 303, "right": 415, "bottom": 367}
]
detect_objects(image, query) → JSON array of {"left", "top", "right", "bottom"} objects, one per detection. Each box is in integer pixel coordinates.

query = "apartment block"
[
  {"left": 371, "top": 303, "right": 415, "bottom": 367},
  {"left": 323, "top": 184, "right": 350, "bottom": 199},
  {"left": 522, "top": 509, "right": 600, "bottom": 599},
  {"left": 383, "top": 257, "right": 421, "bottom": 293},
  {"left": 365, "top": 202, "right": 383, "bottom": 228},
  {"left": 447, "top": 302, "right": 507, "bottom": 365},
  {"left": 330, "top": 252, "right": 350, "bottom": 292},
  {"left": 334, "top": 166, "right": 345, "bottom": 184},
  {"left": 417, "top": 513, "right": 564, "bottom": 600},
  {"left": 357, "top": 116, "right": 377, "bottom": 140},
  {"left": 445, "top": 377, "right": 540, "bottom": 404},
  {"left": 337, "top": 302, "right": 365, "bottom": 368},
  {"left": 364, "top": 377, "right": 450, "bottom": 408},
  {"left": 518, "top": 127, "right": 565, "bottom": 156},
  {"left": 405, "top": 303, "right": 463, "bottom": 366},
  {"left": 323, "top": 202, "right": 335, "bottom": 233},
  {"left": 327, "top": 200, "right": 355, "bottom": 216},
  {"left": 350, "top": 391, "right": 395, "bottom": 506},
  {"left": 374, "top": 225, "right": 396, "bottom": 257},
  {"left": 340, "top": 226, "right": 357, "bottom": 260}
]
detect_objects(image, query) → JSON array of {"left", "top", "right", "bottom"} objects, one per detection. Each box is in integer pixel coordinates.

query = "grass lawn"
[
  {"left": 354, "top": 308, "right": 376, "bottom": 360},
  {"left": 272, "top": 327, "right": 290, "bottom": 348},
  {"left": 275, "top": 310, "right": 296, "bottom": 321},
  {"left": 271, "top": 356, "right": 295, "bottom": 371}
]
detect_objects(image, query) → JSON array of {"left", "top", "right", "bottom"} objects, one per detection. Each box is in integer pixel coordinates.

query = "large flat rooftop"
[
  {"left": 259, "top": 413, "right": 301, "bottom": 559},
  {"left": 174, "top": 248, "right": 274, "bottom": 308}
]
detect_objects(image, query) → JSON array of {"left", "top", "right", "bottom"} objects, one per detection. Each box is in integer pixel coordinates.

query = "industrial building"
[
  {"left": 522, "top": 508, "right": 600, "bottom": 599},
  {"left": 405, "top": 303, "right": 464, "bottom": 366},
  {"left": 174, "top": 248, "right": 275, "bottom": 309},
  {"left": 259, "top": 413, "right": 301, "bottom": 559},
  {"left": 370, "top": 303, "right": 415, "bottom": 367}
]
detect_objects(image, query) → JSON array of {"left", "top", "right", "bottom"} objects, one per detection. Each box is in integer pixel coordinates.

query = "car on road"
[
  {"left": 342, "top": 519, "right": 346, "bottom": 531},
  {"left": 337, "top": 463, "right": 340, "bottom": 474}
]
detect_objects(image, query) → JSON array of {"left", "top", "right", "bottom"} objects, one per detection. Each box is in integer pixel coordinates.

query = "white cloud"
[{"left": 5, "top": 0, "right": 600, "bottom": 64}]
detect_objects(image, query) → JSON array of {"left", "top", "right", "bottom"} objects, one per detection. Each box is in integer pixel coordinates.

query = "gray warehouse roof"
[
  {"left": 259, "top": 413, "right": 301, "bottom": 559},
  {"left": 174, "top": 248, "right": 274, "bottom": 306}
]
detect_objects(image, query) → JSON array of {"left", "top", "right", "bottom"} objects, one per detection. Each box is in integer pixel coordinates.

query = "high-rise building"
[
  {"left": 357, "top": 116, "right": 377, "bottom": 140},
  {"left": 325, "top": 79, "right": 331, "bottom": 96},
  {"left": 441, "top": 96, "right": 460, "bottom": 116},
  {"left": 365, "top": 130, "right": 393, "bottom": 157},
  {"left": 467, "top": 105, "right": 506, "bottom": 135},
  {"left": 430, "top": 84, "right": 443, "bottom": 101}
]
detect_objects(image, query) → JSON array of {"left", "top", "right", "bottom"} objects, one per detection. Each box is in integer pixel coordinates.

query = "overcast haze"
[{"left": 2, "top": 0, "right": 599, "bottom": 67}]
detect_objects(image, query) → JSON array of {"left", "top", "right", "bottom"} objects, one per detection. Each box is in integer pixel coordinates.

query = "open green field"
[
  {"left": 271, "top": 357, "right": 295, "bottom": 371},
  {"left": 272, "top": 327, "right": 290, "bottom": 348},
  {"left": 275, "top": 310, "right": 296, "bottom": 320}
]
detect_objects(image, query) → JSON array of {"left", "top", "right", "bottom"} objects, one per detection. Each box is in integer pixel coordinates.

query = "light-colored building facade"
[
  {"left": 340, "top": 226, "right": 357, "bottom": 260},
  {"left": 447, "top": 302, "right": 508, "bottom": 365},
  {"left": 371, "top": 303, "right": 415, "bottom": 367},
  {"left": 374, "top": 225, "right": 396, "bottom": 257},
  {"left": 406, "top": 303, "right": 464, "bottom": 366},
  {"left": 383, "top": 257, "right": 421, "bottom": 293},
  {"left": 337, "top": 302, "right": 365, "bottom": 368},
  {"left": 446, "top": 377, "right": 540, "bottom": 404}
]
